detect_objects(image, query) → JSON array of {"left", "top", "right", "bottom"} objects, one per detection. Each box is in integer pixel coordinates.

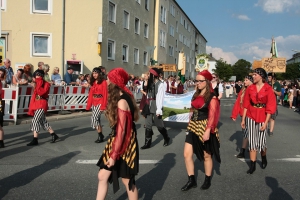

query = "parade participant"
[
  {"left": 241, "top": 68, "right": 276, "bottom": 174},
  {"left": 231, "top": 75, "right": 253, "bottom": 158},
  {"left": 211, "top": 73, "right": 223, "bottom": 102},
  {"left": 181, "top": 70, "right": 220, "bottom": 191},
  {"left": 140, "top": 73, "right": 149, "bottom": 113},
  {"left": 86, "top": 67, "right": 108, "bottom": 143},
  {"left": 27, "top": 70, "right": 59, "bottom": 146},
  {"left": 0, "top": 76, "right": 5, "bottom": 148},
  {"left": 140, "top": 67, "right": 170, "bottom": 149},
  {"left": 96, "top": 68, "right": 139, "bottom": 200},
  {"left": 267, "top": 73, "right": 281, "bottom": 136}
]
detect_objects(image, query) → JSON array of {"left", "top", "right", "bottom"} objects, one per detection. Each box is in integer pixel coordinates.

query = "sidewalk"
[{"left": 4, "top": 111, "right": 92, "bottom": 126}]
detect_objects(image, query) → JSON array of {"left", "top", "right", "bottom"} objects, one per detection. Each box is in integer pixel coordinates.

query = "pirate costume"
[
  {"left": 96, "top": 68, "right": 139, "bottom": 194},
  {"left": 27, "top": 70, "right": 59, "bottom": 146},
  {"left": 86, "top": 67, "right": 108, "bottom": 143},
  {"left": 140, "top": 68, "right": 170, "bottom": 149}
]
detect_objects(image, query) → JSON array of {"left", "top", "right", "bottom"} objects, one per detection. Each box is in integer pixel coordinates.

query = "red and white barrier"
[
  {"left": 2, "top": 87, "right": 18, "bottom": 124},
  {"left": 63, "top": 86, "right": 88, "bottom": 110}
]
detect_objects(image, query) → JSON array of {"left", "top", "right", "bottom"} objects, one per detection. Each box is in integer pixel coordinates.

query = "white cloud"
[
  {"left": 206, "top": 46, "right": 238, "bottom": 64},
  {"left": 255, "top": 0, "right": 300, "bottom": 13},
  {"left": 232, "top": 14, "right": 251, "bottom": 20},
  {"left": 207, "top": 35, "right": 300, "bottom": 65}
]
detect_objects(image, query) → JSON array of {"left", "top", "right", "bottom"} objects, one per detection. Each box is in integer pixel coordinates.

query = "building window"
[
  {"left": 170, "top": 4, "right": 175, "bottom": 17},
  {"left": 169, "top": 46, "right": 174, "bottom": 57},
  {"left": 123, "top": 11, "right": 129, "bottom": 29},
  {"left": 175, "top": 58, "right": 177, "bottom": 64},
  {"left": 31, "top": 0, "right": 52, "bottom": 14},
  {"left": 180, "top": 15, "right": 183, "bottom": 25},
  {"left": 160, "top": 6, "right": 166, "bottom": 24},
  {"left": 176, "top": 39, "right": 178, "bottom": 49},
  {"left": 1, "top": 0, "right": 7, "bottom": 10},
  {"left": 122, "top": 44, "right": 128, "bottom": 62},
  {"left": 143, "top": 51, "right": 148, "bottom": 66},
  {"left": 134, "top": 48, "right": 139, "bottom": 64},
  {"left": 169, "top": 25, "right": 174, "bottom": 37},
  {"left": 136, "top": 0, "right": 141, "bottom": 4},
  {"left": 107, "top": 39, "right": 115, "bottom": 60},
  {"left": 108, "top": 1, "right": 116, "bottom": 23},
  {"left": 135, "top": 18, "right": 140, "bottom": 34},
  {"left": 159, "top": 30, "right": 166, "bottom": 47},
  {"left": 145, "top": 0, "right": 149, "bottom": 10},
  {"left": 31, "top": 33, "right": 52, "bottom": 57},
  {"left": 176, "top": 21, "right": 178, "bottom": 32},
  {"left": 144, "top": 23, "right": 149, "bottom": 38}
]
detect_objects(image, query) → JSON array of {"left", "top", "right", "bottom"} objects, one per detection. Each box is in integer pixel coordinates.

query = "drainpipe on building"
[{"left": 62, "top": 0, "right": 66, "bottom": 76}]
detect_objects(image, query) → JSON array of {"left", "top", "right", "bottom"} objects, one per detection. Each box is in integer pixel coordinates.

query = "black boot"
[
  {"left": 236, "top": 148, "right": 245, "bottom": 158},
  {"left": 95, "top": 132, "right": 104, "bottom": 143},
  {"left": 0, "top": 140, "right": 4, "bottom": 148},
  {"left": 27, "top": 137, "right": 38, "bottom": 146},
  {"left": 200, "top": 175, "right": 211, "bottom": 190},
  {"left": 247, "top": 161, "right": 256, "bottom": 174},
  {"left": 50, "top": 133, "right": 59, "bottom": 143},
  {"left": 140, "top": 129, "right": 152, "bottom": 149},
  {"left": 158, "top": 127, "right": 170, "bottom": 147},
  {"left": 261, "top": 155, "right": 268, "bottom": 169},
  {"left": 181, "top": 175, "right": 197, "bottom": 191}
]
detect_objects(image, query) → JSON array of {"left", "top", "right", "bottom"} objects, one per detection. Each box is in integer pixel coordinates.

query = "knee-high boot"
[
  {"left": 140, "top": 128, "right": 153, "bottom": 149},
  {"left": 158, "top": 127, "right": 170, "bottom": 147}
]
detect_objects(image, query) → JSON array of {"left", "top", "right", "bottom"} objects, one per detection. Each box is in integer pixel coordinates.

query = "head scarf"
[
  {"left": 198, "top": 70, "right": 213, "bottom": 81},
  {"left": 33, "top": 69, "right": 45, "bottom": 78},
  {"left": 245, "top": 75, "right": 253, "bottom": 83},
  {"left": 107, "top": 68, "right": 133, "bottom": 97},
  {"left": 254, "top": 68, "right": 267, "bottom": 79}
]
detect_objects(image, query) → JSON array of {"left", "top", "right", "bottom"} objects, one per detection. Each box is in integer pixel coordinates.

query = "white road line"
[
  {"left": 235, "top": 155, "right": 300, "bottom": 162},
  {"left": 76, "top": 160, "right": 161, "bottom": 164}
]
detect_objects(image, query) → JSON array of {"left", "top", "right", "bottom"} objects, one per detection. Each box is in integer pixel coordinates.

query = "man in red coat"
[{"left": 27, "top": 70, "right": 58, "bottom": 146}]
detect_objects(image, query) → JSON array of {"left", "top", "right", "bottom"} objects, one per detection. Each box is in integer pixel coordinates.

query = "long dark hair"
[
  {"left": 90, "top": 68, "right": 104, "bottom": 86},
  {"left": 192, "top": 79, "right": 212, "bottom": 102}
]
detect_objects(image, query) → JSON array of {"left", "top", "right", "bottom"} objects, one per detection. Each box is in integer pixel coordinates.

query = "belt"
[
  {"left": 93, "top": 94, "right": 103, "bottom": 98},
  {"left": 35, "top": 95, "right": 48, "bottom": 100},
  {"left": 251, "top": 102, "right": 266, "bottom": 108}
]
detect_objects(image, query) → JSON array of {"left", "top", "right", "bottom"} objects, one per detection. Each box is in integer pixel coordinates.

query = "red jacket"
[
  {"left": 28, "top": 78, "right": 50, "bottom": 116},
  {"left": 231, "top": 89, "right": 244, "bottom": 119},
  {"left": 171, "top": 80, "right": 176, "bottom": 94},
  {"left": 86, "top": 81, "right": 108, "bottom": 110},
  {"left": 243, "top": 84, "right": 276, "bottom": 123}
]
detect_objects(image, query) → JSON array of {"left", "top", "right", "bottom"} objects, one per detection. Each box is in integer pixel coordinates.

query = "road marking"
[
  {"left": 76, "top": 160, "right": 161, "bottom": 164},
  {"left": 235, "top": 155, "right": 300, "bottom": 162}
]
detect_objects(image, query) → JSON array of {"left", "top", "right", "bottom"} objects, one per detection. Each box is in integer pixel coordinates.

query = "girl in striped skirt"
[
  {"left": 241, "top": 68, "right": 276, "bottom": 174},
  {"left": 96, "top": 68, "right": 139, "bottom": 200},
  {"left": 231, "top": 75, "right": 253, "bottom": 158},
  {"left": 27, "top": 70, "right": 59, "bottom": 146},
  {"left": 86, "top": 67, "right": 108, "bottom": 143}
]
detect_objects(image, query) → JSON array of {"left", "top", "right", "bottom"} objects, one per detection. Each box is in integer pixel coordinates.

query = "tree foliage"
[
  {"left": 277, "top": 63, "right": 300, "bottom": 81},
  {"left": 213, "top": 59, "right": 232, "bottom": 81},
  {"left": 232, "top": 59, "right": 252, "bottom": 81}
]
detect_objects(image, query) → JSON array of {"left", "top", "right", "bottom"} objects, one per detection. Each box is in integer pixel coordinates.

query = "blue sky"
[{"left": 176, "top": 0, "right": 300, "bottom": 64}]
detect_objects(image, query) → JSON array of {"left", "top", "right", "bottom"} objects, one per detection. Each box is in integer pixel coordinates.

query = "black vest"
[{"left": 191, "top": 93, "right": 215, "bottom": 121}]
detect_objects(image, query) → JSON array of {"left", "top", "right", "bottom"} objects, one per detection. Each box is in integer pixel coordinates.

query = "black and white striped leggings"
[
  {"left": 91, "top": 104, "right": 102, "bottom": 129},
  {"left": 30, "top": 109, "right": 51, "bottom": 132},
  {"left": 244, "top": 117, "right": 267, "bottom": 152}
]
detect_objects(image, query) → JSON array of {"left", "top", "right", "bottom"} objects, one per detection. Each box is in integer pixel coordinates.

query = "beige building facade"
[{"left": 1, "top": 0, "right": 205, "bottom": 78}]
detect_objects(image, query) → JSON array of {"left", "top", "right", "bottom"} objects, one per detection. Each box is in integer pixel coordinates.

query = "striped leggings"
[
  {"left": 30, "top": 109, "right": 51, "bottom": 132},
  {"left": 91, "top": 105, "right": 102, "bottom": 129},
  {"left": 244, "top": 117, "right": 267, "bottom": 152}
]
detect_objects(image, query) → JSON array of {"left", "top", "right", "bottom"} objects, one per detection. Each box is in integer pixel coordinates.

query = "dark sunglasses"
[{"left": 194, "top": 80, "right": 206, "bottom": 83}]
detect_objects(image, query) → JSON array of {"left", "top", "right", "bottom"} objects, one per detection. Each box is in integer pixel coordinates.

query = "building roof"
[
  {"left": 173, "top": 0, "right": 207, "bottom": 42},
  {"left": 207, "top": 53, "right": 217, "bottom": 61}
]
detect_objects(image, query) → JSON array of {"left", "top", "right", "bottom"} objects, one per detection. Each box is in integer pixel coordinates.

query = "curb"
[{"left": 4, "top": 111, "right": 92, "bottom": 126}]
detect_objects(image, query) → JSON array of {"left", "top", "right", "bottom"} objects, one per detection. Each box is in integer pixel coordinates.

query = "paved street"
[{"left": 1, "top": 99, "right": 300, "bottom": 200}]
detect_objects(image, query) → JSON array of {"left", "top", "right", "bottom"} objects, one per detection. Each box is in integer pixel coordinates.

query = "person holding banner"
[
  {"left": 27, "top": 70, "right": 59, "bottom": 146},
  {"left": 140, "top": 67, "right": 170, "bottom": 149},
  {"left": 182, "top": 70, "right": 220, "bottom": 191},
  {"left": 231, "top": 75, "right": 253, "bottom": 158},
  {"left": 96, "top": 68, "right": 139, "bottom": 200},
  {"left": 86, "top": 67, "right": 108, "bottom": 143},
  {"left": 241, "top": 68, "right": 276, "bottom": 174}
]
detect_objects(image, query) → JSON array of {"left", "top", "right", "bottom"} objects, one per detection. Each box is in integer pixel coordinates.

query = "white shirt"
[{"left": 156, "top": 82, "right": 165, "bottom": 115}]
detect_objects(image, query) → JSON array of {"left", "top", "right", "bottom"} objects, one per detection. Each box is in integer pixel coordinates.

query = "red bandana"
[{"left": 108, "top": 68, "right": 133, "bottom": 97}]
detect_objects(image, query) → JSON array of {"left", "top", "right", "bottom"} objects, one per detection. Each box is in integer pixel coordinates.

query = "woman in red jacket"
[
  {"left": 241, "top": 68, "right": 276, "bottom": 174},
  {"left": 181, "top": 70, "right": 220, "bottom": 191},
  {"left": 27, "top": 70, "right": 58, "bottom": 146},
  {"left": 231, "top": 75, "right": 253, "bottom": 158},
  {"left": 86, "top": 67, "right": 108, "bottom": 143}
]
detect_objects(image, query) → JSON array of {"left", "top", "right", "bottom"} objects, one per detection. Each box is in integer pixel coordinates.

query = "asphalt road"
[{"left": 0, "top": 99, "right": 300, "bottom": 200}]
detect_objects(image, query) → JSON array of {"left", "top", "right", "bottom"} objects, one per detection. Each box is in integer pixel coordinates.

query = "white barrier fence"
[{"left": 2, "top": 85, "right": 142, "bottom": 125}]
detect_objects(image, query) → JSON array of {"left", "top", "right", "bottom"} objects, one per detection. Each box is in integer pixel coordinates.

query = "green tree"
[
  {"left": 213, "top": 58, "right": 232, "bottom": 81},
  {"left": 232, "top": 59, "right": 251, "bottom": 81},
  {"left": 280, "top": 63, "right": 300, "bottom": 81}
]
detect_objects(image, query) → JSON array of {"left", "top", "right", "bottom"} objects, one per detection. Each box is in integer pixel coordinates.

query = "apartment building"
[{"left": 1, "top": 0, "right": 205, "bottom": 78}]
